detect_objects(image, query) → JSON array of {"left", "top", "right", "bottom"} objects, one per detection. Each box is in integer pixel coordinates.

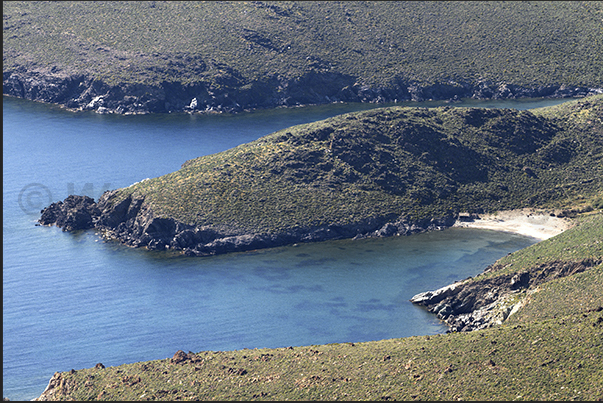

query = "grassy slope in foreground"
[
  {"left": 34, "top": 212, "right": 603, "bottom": 401},
  {"left": 104, "top": 95, "right": 603, "bottom": 253}
]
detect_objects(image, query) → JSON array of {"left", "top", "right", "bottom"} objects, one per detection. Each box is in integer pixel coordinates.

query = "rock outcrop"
[
  {"left": 39, "top": 192, "right": 456, "bottom": 257},
  {"left": 410, "top": 258, "right": 603, "bottom": 332},
  {"left": 39, "top": 195, "right": 99, "bottom": 231},
  {"left": 5, "top": 68, "right": 601, "bottom": 115},
  {"left": 35, "top": 371, "right": 74, "bottom": 401}
]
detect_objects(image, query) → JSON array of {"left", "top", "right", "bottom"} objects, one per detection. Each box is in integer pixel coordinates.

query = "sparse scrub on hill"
[
  {"left": 4, "top": 1, "right": 603, "bottom": 113},
  {"left": 485, "top": 212, "right": 603, "bottom": 278},
  {"left": 33, "top": 95, "right": 601, "bottom": 258},
  {"left": 507, "top": 262, "right": 603, "bottom": 325},
  {"left": 31, "top": 91, "right": 603, "bottom": 403},
  {"left": 14, "top": 2, "right": 603, "bottom": 400},
  {"left": 112, "top": 95, "right": 603, "bottom": 239}
]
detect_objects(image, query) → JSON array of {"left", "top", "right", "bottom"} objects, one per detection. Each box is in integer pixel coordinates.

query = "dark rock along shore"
[
  {"left": 39, "top": 193, "right": 456, "bottom": 257},
  {"left": 410, "top": 257, "right": 603, "bottom": 332},
  {"left": 4, "top": 68, "right": 600, "bottom": 115}
]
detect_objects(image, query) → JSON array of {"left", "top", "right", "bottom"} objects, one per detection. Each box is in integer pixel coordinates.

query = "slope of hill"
[
  {"left": 4, "top": 1, "right": 603, "bottom": 114},
  {"left": 39, "top": 95, "right": 603, "bottom": 257}
]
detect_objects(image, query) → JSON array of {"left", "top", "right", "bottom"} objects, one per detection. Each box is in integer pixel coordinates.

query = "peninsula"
[{"left": 40, "top": 96, "right": 603, "bottom": 258}]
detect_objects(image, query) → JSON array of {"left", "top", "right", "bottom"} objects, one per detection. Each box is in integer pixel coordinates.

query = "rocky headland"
[
  {"left": 38, "top": 192, "right": 456, "bottom": 257},
  {"left": 39, "top": 95, "right": 603, "bottom": 257},
  {"left": 410, "top": 256, "right": 602, "bottom": 333}
]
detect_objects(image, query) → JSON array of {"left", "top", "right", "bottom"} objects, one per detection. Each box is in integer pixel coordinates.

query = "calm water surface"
[{"left": 3, "top": 96, "right": 571, "bottom": 400}]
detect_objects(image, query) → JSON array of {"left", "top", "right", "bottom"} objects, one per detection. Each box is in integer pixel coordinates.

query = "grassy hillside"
[
  {"left": 29, "top": 82, "right": 603, "bottom": 403},
  {"left": 33, "top": 212, "right": 603, "bottom": 401},
  {"left": 110, "top": 95, "right": 603, "bottom": 239},
  {"left": 4, "top": 0, "right": 602, "bottom": 86},
  {"left": 479, "top": 211, "right": 603, "bottom": 282},
  {"left": 4, "top": 1, "right": 603, "bottom": 112}
]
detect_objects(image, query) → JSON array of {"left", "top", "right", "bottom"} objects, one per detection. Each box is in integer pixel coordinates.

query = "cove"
[{"left": 2, "top": 96, "right": 571, "bottom": 400}]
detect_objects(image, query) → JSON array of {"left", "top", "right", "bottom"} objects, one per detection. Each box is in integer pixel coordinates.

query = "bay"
[{"left": 2, "top": 96, "right": 571, "bottom": 400}]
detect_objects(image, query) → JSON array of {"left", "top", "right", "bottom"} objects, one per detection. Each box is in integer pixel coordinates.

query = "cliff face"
[{"left": 3, "top": 68, "right": 597, "bottom": 115}]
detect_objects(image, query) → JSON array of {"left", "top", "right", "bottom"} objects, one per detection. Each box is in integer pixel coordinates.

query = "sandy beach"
[{"left": 452, "top": 208, "right": 575, "bottom": 240}]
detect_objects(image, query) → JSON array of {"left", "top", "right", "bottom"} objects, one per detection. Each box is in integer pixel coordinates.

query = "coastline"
[
  {"left": 451, "top": 208, "right": 574, "bottom": 240},
  {"left": 410, "top": 209, "right": 598, "bottom": 334}
]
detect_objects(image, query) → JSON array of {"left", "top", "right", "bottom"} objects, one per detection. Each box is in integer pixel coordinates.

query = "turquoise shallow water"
[{"left": 2, "top": 96, "right": 569, "bottom": 400}]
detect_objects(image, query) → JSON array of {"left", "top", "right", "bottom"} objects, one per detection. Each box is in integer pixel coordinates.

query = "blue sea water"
[{"left": 3, "top": 96, "right": 572, "bottom": 400}]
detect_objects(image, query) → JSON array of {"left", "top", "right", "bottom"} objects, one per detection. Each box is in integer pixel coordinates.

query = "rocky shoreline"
[
  {"left": 34, "top": 195, "right": 603, "bottom": 401},
  {"left": 38, "top": 193, "right": 456, "bottom": 257},
  {"left": 410, "top": 257, "right": 602, "bottom": 333},
  {"left": 4, "top": 68, "right": 602, "bottom": 115},
  {"left": 408, "top": 210, "right": 600, "bottom": 333}
]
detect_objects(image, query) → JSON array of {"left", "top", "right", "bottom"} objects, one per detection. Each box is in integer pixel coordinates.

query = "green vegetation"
[
  {"left": 111, "top": 95, "right": 603, "bottom": 238},
  {"left": 4, "top": 1, "right": 603, "bottom": 90},
  {"left": 479, "top": 212, "right": 603, "bottom": 281},
  {"left": 27, "top": 82, "right": 603, "bottom": 403},
  {"left": 35, "top": 211, "right": 603, "bottom": 401},
  {"left": 8, "top": 2, "right": 603, "bottom": 400},
  {"left": 35, "top": 96, "right": 601, "bottom": 400}
]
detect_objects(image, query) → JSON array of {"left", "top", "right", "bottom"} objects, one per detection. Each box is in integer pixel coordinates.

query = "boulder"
[
  {"left": 170, "top": 350, "right": 189, "bottom": 364},
  {"left": 39, "top": 195, "right": 98, "bottom": 231}
]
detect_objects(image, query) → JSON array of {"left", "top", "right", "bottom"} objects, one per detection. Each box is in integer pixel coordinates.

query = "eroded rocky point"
[
  {"left": 410, "top": 258, "right": 603, "bottom": 332},
  {"left": 39, "top": 193, "right": 455, "bottom": 257}
]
